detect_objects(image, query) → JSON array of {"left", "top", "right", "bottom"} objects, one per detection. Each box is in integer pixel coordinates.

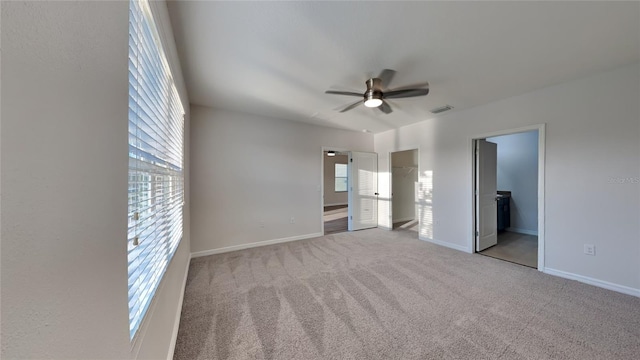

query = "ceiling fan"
[{"left": 325, "top": 69, "right": 429, "bottom": 114}]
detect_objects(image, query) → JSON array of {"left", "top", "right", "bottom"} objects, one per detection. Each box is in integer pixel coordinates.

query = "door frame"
[
  {"left": 469, "top": 124, "right": 546, "bottom": 271},
  {"left": 389, "top": 148, "right": 420, "bottom": 233},
  {"left": 320, "top": 146, "right": 350, "bottom": 235}
]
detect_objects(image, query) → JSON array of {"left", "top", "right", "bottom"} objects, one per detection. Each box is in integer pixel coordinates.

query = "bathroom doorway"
[{"left": 472, "top": 125, "right": 545, "bottom": 269}]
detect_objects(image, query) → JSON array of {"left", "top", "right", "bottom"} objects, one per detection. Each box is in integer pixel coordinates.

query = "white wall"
[
  {"left": 190, "top": 106, "right": 373, "bottom": 254},
  {"left": 391, "top": 150, "right": 418, "bottom": 222},
  {"left": 1, "top": 1, "right": 191, "bottom": 359},
  {"left": 487, "top": 131, "right": 538, "bottom": 234},
  {"left": 375, "top": 63, "right": 640, "bottom": 294},
  {"left": 323, "top": 153, "right": 348, "bottom": 206}
]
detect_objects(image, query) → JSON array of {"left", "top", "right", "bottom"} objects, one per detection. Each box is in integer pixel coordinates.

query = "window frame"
[
  {"left": 335, "top": 163, "right": 348, "bottom": 193},
  {"left": 127, "top": 0, "right": 185, "bottom": 341}
]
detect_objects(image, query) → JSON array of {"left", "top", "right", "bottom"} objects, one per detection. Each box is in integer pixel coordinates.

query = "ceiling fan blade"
[
  {"left": 339, "top": 100, "right": 363, "bottom": 113},
  {"left": 378, "top": 69, "right": 396, "bottom": 89},
  {"left": 325, "top": 90, "right": 363, "bottom": 97},
  {"left": 378, "top": 100, "right": 393, "bottom": 114},
  {"left": 388, "top": 81, "right": 430, "bottom": 91},
  {"left": 384, "top": 88, "right": 429, "bottom": 99}
]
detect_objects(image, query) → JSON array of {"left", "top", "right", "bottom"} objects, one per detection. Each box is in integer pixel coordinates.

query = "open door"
[
  {"left": 476, "top": 140, "right": 498, "bottom": 251},
  {"left": 348, "top": 151, "right": 378, "bottom": 231}
]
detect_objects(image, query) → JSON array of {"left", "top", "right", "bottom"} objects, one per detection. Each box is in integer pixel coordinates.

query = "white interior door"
[
  {"left": 476, "top": 139, "right": 498, "bottom": 251},
  {"left": 348, "top": 151, "right": 378, "bottom": 231}
]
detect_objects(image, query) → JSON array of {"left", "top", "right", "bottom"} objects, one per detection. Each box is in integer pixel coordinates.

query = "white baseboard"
[
  {"left": 191, "top": 232, "right": 323, "bottom": 258},
  {"left": 378, "top": 225, "right": 392, "bottom": 231},
  {"left": 167, "top": 253, "right": 191, "bottom": 360},
  {"left": 324, "top": 202, "right": 348, "bottom": 207},
  {"left": 506, "top": 227, "right": 538, "bottom": 236},
  {"left": 392, "top": 216, "right": 416, "bottom": 223},
  {"left": 419, "top": 236, "right": 471, "bottom": 253},
  {"left": 544, "top": 267, "right": 640, "bottom": 298}
]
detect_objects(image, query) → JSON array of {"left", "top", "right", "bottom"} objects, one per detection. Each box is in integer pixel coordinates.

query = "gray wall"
[
  {"left": 1, "top": 1, "right": 191, "bottom": 359},
  {"left": 487, "top": 131, "right": 538, "bottom": 234},
  {"left": 190, "top": 106, "right": 373, "bottom": 255}
]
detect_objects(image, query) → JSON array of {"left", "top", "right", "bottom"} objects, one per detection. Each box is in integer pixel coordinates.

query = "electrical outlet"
[
  {"left": 290, "top": 217, "right": 295, "bottom": 224},
  {"left": 584, "top": 244, "right": 595, "bottom": 256}
]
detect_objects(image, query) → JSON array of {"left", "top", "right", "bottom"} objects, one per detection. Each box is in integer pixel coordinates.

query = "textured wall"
[{"left": 1, "top": 1, "right": 131, "bottom": 358}]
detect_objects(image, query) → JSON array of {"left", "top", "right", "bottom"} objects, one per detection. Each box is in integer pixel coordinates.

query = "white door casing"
[
  {"left": 476, "top": 140, "right": 498, "bottom": 251},
  {"left": 348, "top": 151, "right": 378, "bottom": 231}
]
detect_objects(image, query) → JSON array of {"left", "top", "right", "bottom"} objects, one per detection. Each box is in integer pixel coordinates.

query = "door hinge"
[
  {"left": 350, "top": 216, "right": 353, "bottom": 220},
  {"left": 475, "top": 231, "right": 479, "bottom": 236}
]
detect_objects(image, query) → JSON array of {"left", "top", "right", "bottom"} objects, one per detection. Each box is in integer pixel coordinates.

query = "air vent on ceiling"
[{"left": 430, "top": 105, "right": 454, "bottom": 114}]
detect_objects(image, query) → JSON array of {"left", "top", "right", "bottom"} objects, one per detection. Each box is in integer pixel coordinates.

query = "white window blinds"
[{"left": 128, "top": 0, "right": 184, "bottom": 339}]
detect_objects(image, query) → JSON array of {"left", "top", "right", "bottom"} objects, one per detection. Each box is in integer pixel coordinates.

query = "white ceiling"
[{"left": 167, "top": 1, "right": 639, "bottom": 134}]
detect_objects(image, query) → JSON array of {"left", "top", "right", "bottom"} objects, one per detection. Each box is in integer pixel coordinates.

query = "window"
[
  {"left": 335, "top": 163, "right": 347, "bottom": 192},
  {"left": 128, "top": 0, "right": 184, "bottom": 339}
]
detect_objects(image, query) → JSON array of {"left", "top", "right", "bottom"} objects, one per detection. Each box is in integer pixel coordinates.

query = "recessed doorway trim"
[{"left": 468, "top": 124, "right": 546, "bottom": 271}]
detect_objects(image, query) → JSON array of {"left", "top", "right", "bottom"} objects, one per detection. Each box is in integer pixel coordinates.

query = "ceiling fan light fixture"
[
  {"left": 364, "top": 80, "right": 383, "bottom": 108},
  {"left": 364, "top": 98, "right": 382, "bottom": 108},
  {"left": 364, "top": 94, "right": 383, "bottom": 108},
  {"left": 325, "top": 70, "right": 429, "bottom": 114}
]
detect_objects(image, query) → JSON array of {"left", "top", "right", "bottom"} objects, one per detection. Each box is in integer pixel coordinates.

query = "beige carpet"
[
  {"left": 174, "top": 228, "right": 640, "bottom": 360},
  {"left": 480, "top": 231, "right": 538, "bottom": 268}
]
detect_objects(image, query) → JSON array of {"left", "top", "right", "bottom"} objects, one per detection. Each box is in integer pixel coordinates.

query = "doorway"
[
  {"left": 323, "top": 150, "right": 349, "bottom": 235},
  {"left": 472, "top": 125, "right": 545, "bottom": 270},
  {"left": 390, "top": 149, "right": 419, "bottom": 234},
  {"left": 321, "top": 149, "right": 379, "bottom": 235}
]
